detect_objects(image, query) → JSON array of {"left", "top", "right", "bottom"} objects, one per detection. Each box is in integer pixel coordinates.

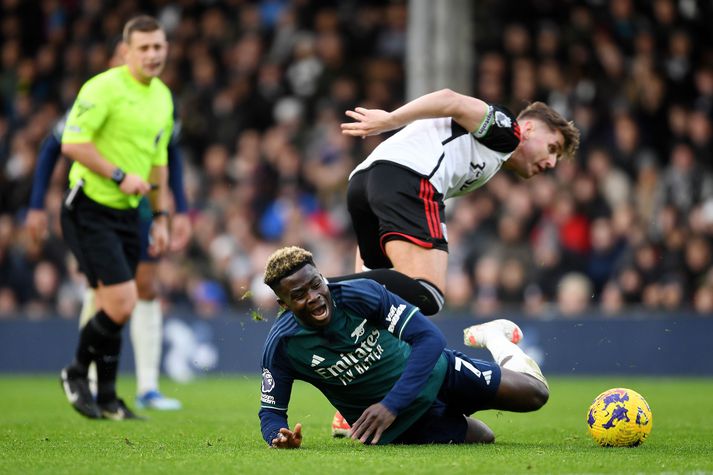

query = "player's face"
[
  {"left": 505, "top": 119, "right": 564, "bottom": 178},
  {"left": 276, "top": 264, "right": 333, "bottom": 328},
  {"left": 125, "top": 29, "right": 168, "bottom": 84}
]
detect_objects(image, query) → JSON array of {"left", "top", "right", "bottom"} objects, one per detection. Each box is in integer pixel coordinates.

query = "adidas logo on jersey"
[
  {"left": 311, "top": 354, "right": 325, "bottom": 367},
  {"left": 483, "top": 370, "right": 492, "bottom": 385}
]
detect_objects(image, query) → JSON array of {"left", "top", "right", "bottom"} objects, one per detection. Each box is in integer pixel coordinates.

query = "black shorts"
[
  {"left": 60, "top": 188, "right": 140, "bottom": 288},
  {"left": 392, "top": 398, "right": 468, "bottom": 444},
  {"left": 393, "top": 350, "right": 502, "bottom": 444},
  {"left": 347, "top": 162, "right": 448, "bottom": 269}
]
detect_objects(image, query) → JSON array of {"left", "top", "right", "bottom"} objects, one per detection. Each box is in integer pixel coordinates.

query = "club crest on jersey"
[
  {"left": 261, "top": 368, "right": 275, "bottom": 393},
  {"left": 351, "top": 319, "right": 367, "bottom": 343},
  {"left": 495, "top": 111, "right": 511, "bottom": 129}
]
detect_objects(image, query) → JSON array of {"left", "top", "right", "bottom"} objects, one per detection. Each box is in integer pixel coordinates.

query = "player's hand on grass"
[
  {"left": 169, "top": 213, "right": 192, "bottom": 252},
  {"left": 341, "top": 108, "right": 396, "bottom": 137},
  {"left": 119, "top": 174, "right": 152, "bottom": 195},
  {"left": 350, "top": 402, "right": 395, "bottom": 445},
  {"left": 271, "top": 423, "right": 302, "bottom": 449},
  {"left": 25, "top": 209, "right": 48, "bottom": 243},
  {"left": 149, "top": 216, "right": 169, "bottom": 257}
]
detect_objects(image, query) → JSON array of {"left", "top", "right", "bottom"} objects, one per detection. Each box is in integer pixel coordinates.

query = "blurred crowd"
[{"left": 1, "top": 0, "right": 712, "bottom": 321}]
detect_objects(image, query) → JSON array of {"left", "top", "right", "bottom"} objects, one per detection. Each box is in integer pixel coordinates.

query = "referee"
[{"left": 59, "top": 15, "right": 173, "bottom": 420}]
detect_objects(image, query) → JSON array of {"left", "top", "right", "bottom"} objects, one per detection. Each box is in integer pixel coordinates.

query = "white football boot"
[{"left": 463, "top": 319, "right": 523, "bottom": 348}]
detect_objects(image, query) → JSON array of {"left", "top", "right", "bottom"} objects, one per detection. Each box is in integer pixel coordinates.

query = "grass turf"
[{"left": 1, "top": 375, "right": 711, "bottom": 474}]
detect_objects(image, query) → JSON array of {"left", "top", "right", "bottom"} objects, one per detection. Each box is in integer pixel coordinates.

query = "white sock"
[
  {"left": 130, "top": 299, "right": 163, "bottom": 396},
  {"left": 78, "top": 289, "right": 98, "bottom": 394},
  {"left": 486, "top": 334, "right": 549, "bottom": 389},
  {"left": 78, "top": 288, "right": 96, "bottom": 329}
]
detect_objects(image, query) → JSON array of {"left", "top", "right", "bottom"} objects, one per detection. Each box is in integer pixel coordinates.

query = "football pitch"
[{"left": 1, "top": 375, "right": 711, "bottom": 474}]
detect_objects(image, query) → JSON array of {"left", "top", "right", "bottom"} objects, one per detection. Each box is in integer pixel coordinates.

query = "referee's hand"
[{"left": 119, "top": 174, "right": 152, "bottom": 195}]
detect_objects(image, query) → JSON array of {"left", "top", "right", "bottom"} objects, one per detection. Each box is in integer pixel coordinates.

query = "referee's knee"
[
  {"left": 105, "top": 304, "right": 135, "bottom": 323},
  {"left": 99, "top": 285, "right": 138, "bottom": 323}
]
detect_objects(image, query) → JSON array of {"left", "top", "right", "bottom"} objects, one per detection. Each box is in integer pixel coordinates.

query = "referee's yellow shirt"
[{"left": 62, "top": 65, "right": 173, "bottom": 210}]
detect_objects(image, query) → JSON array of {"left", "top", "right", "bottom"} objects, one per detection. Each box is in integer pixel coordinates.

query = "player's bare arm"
[
  {"left": 270, "top": 423, "right": 303, "bottom": 449},
  {"left": 349, "top": 402, "right": 396, "bottom": 445},
  {"left": 61, "top": 142, "right": 152, "bottom": 195},
  {"left": 341, "top": 89, "right": 489, "bottom": 138}
]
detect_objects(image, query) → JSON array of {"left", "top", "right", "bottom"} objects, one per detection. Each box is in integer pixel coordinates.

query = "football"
[{"left": 586, "top": 388, "right": 653, "bottom": 447}]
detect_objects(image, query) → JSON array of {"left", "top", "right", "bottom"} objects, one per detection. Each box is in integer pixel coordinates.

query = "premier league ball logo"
[{"left": 261, "top": 368, "right": 275, "bottom": 393}]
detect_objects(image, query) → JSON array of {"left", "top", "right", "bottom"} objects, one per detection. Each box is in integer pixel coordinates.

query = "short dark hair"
[
  {"left": 264, "top": 246, "right": 315, "bottom": 289},
  {"left": 518, "top": 102, "right": 580, "bottom": 160},
  {"left": 122, "top": 15, "right": 162, "bottom": 43}
]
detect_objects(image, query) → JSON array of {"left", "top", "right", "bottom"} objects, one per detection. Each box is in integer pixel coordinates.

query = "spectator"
[
  {"left": 556, "top": 272, "right": 593, "bottom": 317},
  {"left": 1, "top": 0, "right": 712, "bottom": 320},
  {"left": 587, "top": 217, "right": 625, "bottom": 296}
]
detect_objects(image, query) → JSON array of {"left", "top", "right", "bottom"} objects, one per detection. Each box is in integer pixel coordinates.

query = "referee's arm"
[{"left": 62, "top": 142, "right": 152, "bottom": 195}]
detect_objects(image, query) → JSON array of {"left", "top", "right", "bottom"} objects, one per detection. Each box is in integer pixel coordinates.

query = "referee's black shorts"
[
  {"left": 60, "top": 188, "right": 140, "bottom": 288},
  {"left": 347, "top": 162, "right": 448, "bottom": 270}
]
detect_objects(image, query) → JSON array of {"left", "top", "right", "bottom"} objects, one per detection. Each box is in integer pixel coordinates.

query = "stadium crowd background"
[{"left": 1, "top": 0, "right": 712, "bottom": 321}]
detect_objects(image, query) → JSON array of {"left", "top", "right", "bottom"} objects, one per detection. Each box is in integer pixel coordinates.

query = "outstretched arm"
[
  {"left": 259, "top": 347, "right": 297, "bottom": 447},
  {"left": 260, "top": 407, "right": 302, "bottom": 448},
  {"left": 341, "top": 89, "right": 489, "bottom": 138}
]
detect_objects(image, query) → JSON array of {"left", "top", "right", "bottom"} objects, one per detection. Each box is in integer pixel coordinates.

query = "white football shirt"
[{"left": 349, "top": 105, "right": 520, "bottom": 200}]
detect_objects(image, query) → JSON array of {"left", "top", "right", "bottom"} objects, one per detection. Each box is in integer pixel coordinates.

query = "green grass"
[{"left": 1, "top": 375, "right": 712, "bottom": 474}]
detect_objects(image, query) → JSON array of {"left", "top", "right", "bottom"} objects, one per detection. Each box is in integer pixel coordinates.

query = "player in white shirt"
[
  {"left": 328, "top": 89, "right": 579, "bottom": 436},
  {"left": 340, "top": 88, "right": 580, "bottom": 313}
]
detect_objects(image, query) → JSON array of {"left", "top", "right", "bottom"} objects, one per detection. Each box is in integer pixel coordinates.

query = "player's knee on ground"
[{"left": 464, "top": 417, "right": 494, "bottom": 444}]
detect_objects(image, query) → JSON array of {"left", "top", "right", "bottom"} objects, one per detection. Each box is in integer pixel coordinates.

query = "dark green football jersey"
[{"left": 260, "top": 279, "right": 447, "bottom": 444}]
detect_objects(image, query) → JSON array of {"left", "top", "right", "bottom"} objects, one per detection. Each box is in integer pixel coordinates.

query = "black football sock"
[
  {"left": 70, "top": 309, "right": 116, "bottom": 377},
  {"left": 328, "top": 269, "right": 444, "bottom": 315},
  {"left": 85, "top": 310, "right": 124, "bottom": 404}
]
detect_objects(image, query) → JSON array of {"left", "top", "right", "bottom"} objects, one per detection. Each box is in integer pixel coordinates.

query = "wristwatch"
[{"left": 111, "top": 167, "right": 126, "bottom": 185}]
